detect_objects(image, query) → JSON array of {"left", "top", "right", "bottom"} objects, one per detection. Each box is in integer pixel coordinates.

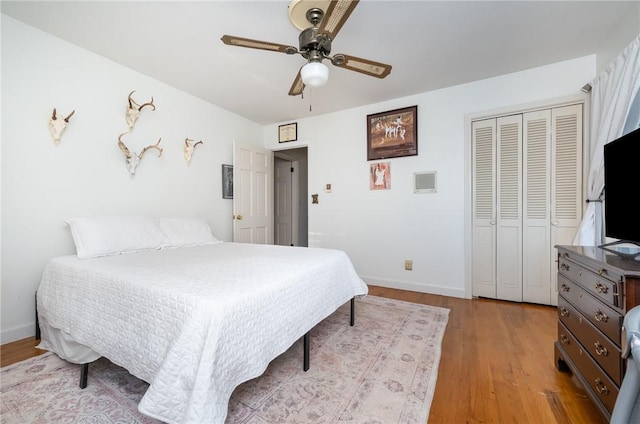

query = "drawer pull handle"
[
  {"left": 595, "top": 378, "right": 610, "bottom": 395},
  {"left": 595, "top": 282, "right": 609, "bottom": 294},
  {"left": 597, "top": 268, "right": 608, "bottom": 276},
  {"left": 560, "top": 263, "right": 570, "bottom": 271},
  {"left": 561, "top": 283, "right": 570, "bottom": 292},
  {"left": 561, "top": 252, "right": 570, "bottom": 258},
  {"left": 594, "top": 309, "right": 609, "bottom": 323},
  {"left": 560, "top": 334, "right": 570, "bottom": 345},
  {"left": 560, "top": 307, "right": 569, "bottom": 317},
  {"left": 594, "top": 341, "right": 609, "bottom": 356}
]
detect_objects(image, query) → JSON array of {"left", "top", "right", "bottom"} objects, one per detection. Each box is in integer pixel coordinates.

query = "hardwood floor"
[{"left": 1, "top": 286, "right": 608, "bottom": 423}]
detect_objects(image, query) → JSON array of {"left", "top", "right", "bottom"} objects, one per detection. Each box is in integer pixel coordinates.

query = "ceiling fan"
[{"left": 221, "top": 0, "right": 392, "bottom": 96}]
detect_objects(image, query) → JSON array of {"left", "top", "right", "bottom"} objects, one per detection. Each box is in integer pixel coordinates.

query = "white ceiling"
[{"left": 2, "top": 1, "right": 638, "bottom": 125}]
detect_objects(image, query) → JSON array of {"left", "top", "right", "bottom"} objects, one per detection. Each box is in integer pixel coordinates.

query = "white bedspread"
[{"left": 36, "top": 242, "right": 368, "bottom": 423}]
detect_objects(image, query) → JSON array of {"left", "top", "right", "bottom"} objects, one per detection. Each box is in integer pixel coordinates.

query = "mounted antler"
[
  {"left": 118, "top": 132, "right": 163, "bottom": 178},
  {"left": 184, "top": 138, "right": 203, "bottom": 165},
  {"left": 48, "top": 108, "right": 75, "bottom": 145},
  {"left": 125, "top": 90, "right": 156, "bottom": 130}
]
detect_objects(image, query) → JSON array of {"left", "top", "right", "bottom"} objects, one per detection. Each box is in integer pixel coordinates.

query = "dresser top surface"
[{"left": 557, "top": 245, "right": 640, "bottom": 276}]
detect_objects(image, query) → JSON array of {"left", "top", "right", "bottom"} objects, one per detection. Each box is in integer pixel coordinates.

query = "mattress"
[{"left": 36, "top": 242, "right": 368, "bottom": 423}]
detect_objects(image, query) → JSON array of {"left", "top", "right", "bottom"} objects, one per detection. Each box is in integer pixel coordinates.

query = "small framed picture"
[
  {"left": 278, "top": 122, "right": 297, "bottom": 143},
  {"left": 370, "top": 162, "right": 391, "bottom": 190},
  {"left": 222, "top": 164, "right": 233, "bottom": 199}
]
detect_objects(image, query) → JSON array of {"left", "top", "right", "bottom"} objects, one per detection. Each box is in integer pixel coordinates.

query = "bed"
[{"left": 36, "top": 217, "right": 368, "bottom": 424}]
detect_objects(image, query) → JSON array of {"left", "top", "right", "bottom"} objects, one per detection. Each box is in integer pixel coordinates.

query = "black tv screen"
[{"left": 603, "top": 127, "right": 640, "bottom": 244}]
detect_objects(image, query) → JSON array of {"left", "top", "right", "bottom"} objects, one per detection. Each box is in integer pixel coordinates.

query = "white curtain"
[{"left": 573, "top": 34, "right": 640, "bottom": 246}]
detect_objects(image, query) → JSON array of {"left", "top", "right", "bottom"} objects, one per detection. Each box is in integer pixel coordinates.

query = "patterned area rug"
[{"left": 1, "top": 295, "right": 449, "bottom": 423}]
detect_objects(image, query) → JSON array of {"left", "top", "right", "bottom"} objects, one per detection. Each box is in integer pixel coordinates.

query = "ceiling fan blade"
[
  {"left": 318, "top": 0, "right": 359, "bottom": 39},
  {"left": 221, "top": 35, "right": 298, "bottom": 54},
  {"left": 289, "top": 68, "right": 305, "bottom": 96},
  {"left": 332, "top": 54, "right": 392, "bottom": 78}
]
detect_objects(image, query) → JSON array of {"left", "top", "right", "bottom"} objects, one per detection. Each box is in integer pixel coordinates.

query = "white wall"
[
  {"left": 264, "top": 56, "right": 597, "bottom": 299},
  {"left": 1, "top": 16, "right": 263, "bottom": 343}
]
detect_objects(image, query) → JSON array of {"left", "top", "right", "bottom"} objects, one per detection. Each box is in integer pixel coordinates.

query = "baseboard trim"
[
  {"left": 361, "top": 276, "right": 468, "bottom": 299},
  {"left": 1, "top": 323, "right": 36, "bottom": 345}
]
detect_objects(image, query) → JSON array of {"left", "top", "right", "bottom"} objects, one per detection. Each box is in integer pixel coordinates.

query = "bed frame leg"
[
  {"left": 303, "top": 332, "right": 310, "bottom": 372},
  {"left": 350, "top": 297, "right": 355, "bottom": 326},
  {"left": 80, "top": 363, "right": 89, "bottom": 389},
  {"left": 35, "top": 291, "right": 41, "bottom": 340},
  {"left": 302, "top": 297, "right": 355, "bottom": 372}
]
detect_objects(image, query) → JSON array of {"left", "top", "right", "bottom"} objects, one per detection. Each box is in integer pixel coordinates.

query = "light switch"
[{"left": 325, "top": 183, "right": 332, "bottom": 193}]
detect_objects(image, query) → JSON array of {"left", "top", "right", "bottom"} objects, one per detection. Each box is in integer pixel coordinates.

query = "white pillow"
[
  {"left": 156, "top": 217, "right": 221, "bottom": 248},
  {"left": 66, "top": 216, "right": 168, "bottom": 259}
]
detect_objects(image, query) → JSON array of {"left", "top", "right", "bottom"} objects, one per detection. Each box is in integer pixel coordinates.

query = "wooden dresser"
[{"left": 555, "top": 245, "right": 640, "bottom": 419}]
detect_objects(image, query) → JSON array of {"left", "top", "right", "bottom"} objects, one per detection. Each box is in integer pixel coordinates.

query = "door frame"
[{"left": 274, "top": 146, "right": 308, "bottom": 247}]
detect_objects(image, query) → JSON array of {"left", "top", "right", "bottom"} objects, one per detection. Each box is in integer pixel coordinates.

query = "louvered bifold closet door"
[
  {"left": 522, "top": 110, "right": 552, "bottom": 304},
  {"left": 496, "top": 115, "right": 523, "bottom": 302},
  {"left": 550, "top": 104, "right": 583, "bottom": 306},
  {"left": 472, "top": 119, "right": 497, "bottom": 298}
]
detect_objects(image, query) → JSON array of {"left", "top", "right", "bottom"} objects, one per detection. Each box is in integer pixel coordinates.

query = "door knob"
[{"left": 234, "top": 214, "right": 243, "bottom": 220}]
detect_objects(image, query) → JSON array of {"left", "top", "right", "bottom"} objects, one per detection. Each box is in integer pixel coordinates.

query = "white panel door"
[
  {"left": 522, "top": 110, "right": 552, "bottom": 304},
  {"left": 496, "top": 114, "right": 523, "bottom": 302},
  {"left": 550, "top": 104, "right": 583, "bottom": 306},
  {"left": 233, "top": 142, "right": 273, "bottom": 244},
  {"left": 472, "top": 119, "right": 497, "bottom": 298}
]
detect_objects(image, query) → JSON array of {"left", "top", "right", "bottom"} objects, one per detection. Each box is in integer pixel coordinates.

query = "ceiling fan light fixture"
[{"left": 301, "top": 61, "right": 329, "bottom": 88}]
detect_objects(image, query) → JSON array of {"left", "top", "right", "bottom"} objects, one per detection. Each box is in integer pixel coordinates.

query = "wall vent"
[{"left": 414, "top": 171, "right": 437, "bottom": 193}]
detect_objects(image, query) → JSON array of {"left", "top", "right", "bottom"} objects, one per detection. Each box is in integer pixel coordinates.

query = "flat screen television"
[{"left": 601, "top": 126, "right": 640, "bottom": 259}]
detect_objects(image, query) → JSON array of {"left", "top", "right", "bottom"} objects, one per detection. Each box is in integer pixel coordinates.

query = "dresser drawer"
[
  {"left": 557, "top": 321, "right": 619, "bottom": 414},
  {"left": 558, "top": 296, "right": 623, "bottom": 385},
  {"left": 558, "top": 256, "right": 620, "bottom": 308},
  {"left": 558, "top": 274, "right": 622, "bottom": 343}
]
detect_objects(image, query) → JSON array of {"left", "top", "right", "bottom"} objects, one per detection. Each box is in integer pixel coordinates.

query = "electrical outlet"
[{"left": 404, "top": 260, "right": 413, "bottom": 271}]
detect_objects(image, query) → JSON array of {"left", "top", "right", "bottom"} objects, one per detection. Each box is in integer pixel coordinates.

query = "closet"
[{"left": 472, "top": 104, "right": 583, "bottom": 305}]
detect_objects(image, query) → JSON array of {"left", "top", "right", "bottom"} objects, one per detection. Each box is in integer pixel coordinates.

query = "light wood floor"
[{"left": 1, "top": 286, "right": 608, "bottom": 423}]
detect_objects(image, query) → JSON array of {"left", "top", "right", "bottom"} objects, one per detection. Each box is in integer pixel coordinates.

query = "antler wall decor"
[
  {"left": 184, "top": 138, "right": 203, "bottom": 165},
  {"left": 48, "top": 108, "right": 75, "bottom": 145},
  {"left": 118, "top": 132, "right": 163, "bottom": 178},
  {"left": 117, "top": 90, "right": 162, "bottom": 177},
  {"left": 125, "top": 90, "right": 155, "bottom": 130}
]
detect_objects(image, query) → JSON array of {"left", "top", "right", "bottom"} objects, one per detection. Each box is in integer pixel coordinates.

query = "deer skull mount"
[
  {"left": 117, "top": 90, "right": 161, "bottom": 177},
  {"left": 48, "top": 108, "right": 75, "bottom": 145},
  {"left": 125, "top": 90, "right": 155, "bottom": 130},
  {"left": 184, "top": 138, "right": 203, "bottom": 165},
  {"left": 118, "top": 132, "right": 163, "bottom": 178}
]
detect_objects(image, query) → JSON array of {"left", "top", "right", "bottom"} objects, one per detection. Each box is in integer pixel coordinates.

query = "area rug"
[{"left": 1, "top": 295, "right": 449, "bottom": 424}]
